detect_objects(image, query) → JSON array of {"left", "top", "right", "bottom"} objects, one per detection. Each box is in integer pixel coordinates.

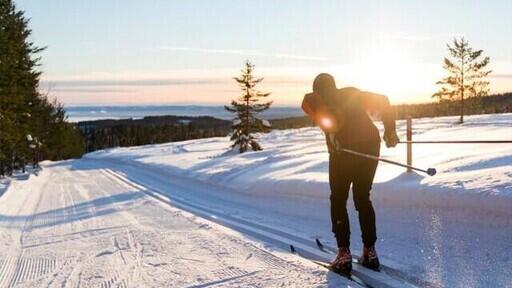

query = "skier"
[{"left": 302, "top": 73, "right": 399, "bottom": 275}]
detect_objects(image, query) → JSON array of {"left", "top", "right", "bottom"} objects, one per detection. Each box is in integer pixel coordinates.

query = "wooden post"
[{"left": 406, "top": 116, "right": 412, "bottom": 172}]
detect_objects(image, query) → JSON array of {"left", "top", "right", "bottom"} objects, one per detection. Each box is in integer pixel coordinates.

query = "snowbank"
[
  {"left": 0, "top": 178, "right": 8, "bottom": 198},
  {"left": 0, "top": 169, "right": 37, "bottom": 198}
]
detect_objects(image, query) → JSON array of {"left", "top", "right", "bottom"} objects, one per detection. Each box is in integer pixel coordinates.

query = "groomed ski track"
[
  {"left": 95, "top": 157, "right": 424, "bottom": 288},
  {"left": 0, "top": 159, "right": 355, "bottom": 287}
]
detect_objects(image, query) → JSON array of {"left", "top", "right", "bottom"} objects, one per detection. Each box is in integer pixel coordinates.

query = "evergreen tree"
[
  {"left": 225, "top": 61, "right": 272, "bottom": 153},
  {"left": 0, "top": 0, "right": 84, "bottom": 176},
  {"left": 0, "top": 0, "right": 43, "bottom": 173},
  {"left": 433, "top": 37, "right": 492, "bottom": 123}
]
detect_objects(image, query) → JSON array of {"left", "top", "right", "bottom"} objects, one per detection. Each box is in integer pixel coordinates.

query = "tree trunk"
[
  {"left": 8, "top": 153, "right": 13, "bottom": 176},
  {"left": 460, "top": 59, "right": 465, "bottom": 124},
  {"left": 460, "top": 91, "right": 464, "bottom": 123}
]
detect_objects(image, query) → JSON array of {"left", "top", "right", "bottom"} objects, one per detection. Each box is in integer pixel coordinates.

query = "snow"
[
  {"left": 0, "top": 162, "right": 351, "bottom": 287},
  {"left": 86, "top": 112, "right": 512, "bottom": 287},
  {"left": 261, "top": 119, "right": 271, "bottom": 128},
  {"left": 1, "top": 113, "right": 510, "bottom": 287},
  {"left": 0, "top": 169, "right": 37, "bottom": 198},
  {"left": 0, "top": 178, "right": 8, "bottom": 198}
]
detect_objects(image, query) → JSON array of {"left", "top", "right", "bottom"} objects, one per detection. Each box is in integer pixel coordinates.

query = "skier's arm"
[
  {"left": 360, "top": 91, "right": 398, "bottom": 147},
  {"left": 301, "top": 92, "right": 339, "bottom": 133}
]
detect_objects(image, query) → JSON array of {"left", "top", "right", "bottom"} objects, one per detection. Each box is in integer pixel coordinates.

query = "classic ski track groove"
[
  {"left": 105, "top": 157, "right": 441, "bottom": 287},
  {"left": 2, "top": 174, "right": 50, "bottom": 288},
  {"left": 102, "top": 164, "right": 419, "bottom": 288}
]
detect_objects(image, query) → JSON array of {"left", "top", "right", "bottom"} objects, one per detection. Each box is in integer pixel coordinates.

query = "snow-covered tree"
[
  {"left": 433, "top": 37, "right": 492, "bottom": 123},
  {"left": 225, "top": 61, "right": 272, "bottom": 153}
]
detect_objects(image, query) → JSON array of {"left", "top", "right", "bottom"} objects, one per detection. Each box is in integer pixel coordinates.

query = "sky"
[{"left": 15, "top": 0, "right": 512, "bottom": 106}]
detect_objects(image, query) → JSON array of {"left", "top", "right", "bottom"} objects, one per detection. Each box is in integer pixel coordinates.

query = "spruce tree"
[
  {"left": 225, "top": 61, "right": 272, "bottom": 153},
  {"left": 0, "top": 0, "right": 84, "bottom": 175},
  {"left": 433, "top": 37, "right": 491, "bottom": 123},
  {"left": 0, "top": 0, "right": 44, "bottom": 173}
]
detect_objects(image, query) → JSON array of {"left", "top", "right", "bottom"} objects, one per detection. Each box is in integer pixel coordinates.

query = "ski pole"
[
  {"left": 398, "top": 140, "right": 512, "bottom": 144},
  {"left": 340, "top": 148, "right": 437, "bottom": 176}
]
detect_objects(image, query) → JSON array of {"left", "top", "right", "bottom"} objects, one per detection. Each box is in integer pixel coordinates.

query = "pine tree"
[
  {"left": 225, "top": 61, "right": 272, "bottom": 153},
  {"left": 433, "top": 37, "right": 491, "bottom": 123}
]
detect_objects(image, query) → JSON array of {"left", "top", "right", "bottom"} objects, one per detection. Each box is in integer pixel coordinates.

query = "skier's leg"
[
  {"left": 353, "top": 182, "right": 377, "bottom": 247},
  {"left": 352, "top": 142, "right": 380, "bottom": 248},
  {"left": 329, "top": 153, "right": 353, "bottom": 274},
  {"left": 329, "top": 154, "right": 352, "bottom": 248},
  {"left": 352, "top": 141, "right": 380, "bottom": 270}
]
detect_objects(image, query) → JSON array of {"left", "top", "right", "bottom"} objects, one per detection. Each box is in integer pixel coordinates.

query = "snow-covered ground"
[
  {"left": 1, "top": 113, "right": 511, "bottom": 287},
  {"left": 86, "top": 113, "right": 512, "bottom": 287},
  {"left": 0, "top": 169, "right": 35, "bottom": 199},
  {"left": 0, "top": 161, "right": 351, "bottom": 287},
  {"left": 0, "top": 178, "right": 8, "bottom": 198}
]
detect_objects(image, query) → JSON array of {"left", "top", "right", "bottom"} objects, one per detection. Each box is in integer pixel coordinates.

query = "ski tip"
[{"left": 290, "top": 244, "right": 296, "bottom": 253}]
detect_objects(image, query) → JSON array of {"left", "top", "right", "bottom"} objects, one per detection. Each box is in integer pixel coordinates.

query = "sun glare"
[
  {"left": 352, "top": 44, "right": 435, "bottom": 103},
  {"left": 320, "top": 117, "right": 333, "bottom": 129}
]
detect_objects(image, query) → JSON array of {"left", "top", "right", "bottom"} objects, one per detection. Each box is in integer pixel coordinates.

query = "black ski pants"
[{"left": 329, "top": 141, "right": 380, "bottom": 248}]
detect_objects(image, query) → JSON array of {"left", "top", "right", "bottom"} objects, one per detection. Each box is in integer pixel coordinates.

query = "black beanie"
[{"left": 313, "top": 73, "right": 336, "bottom": 96}]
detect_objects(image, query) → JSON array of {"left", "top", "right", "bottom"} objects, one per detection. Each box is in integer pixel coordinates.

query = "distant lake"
[{"left": 65, "top": 105, "right": 304, "bottom": 122}]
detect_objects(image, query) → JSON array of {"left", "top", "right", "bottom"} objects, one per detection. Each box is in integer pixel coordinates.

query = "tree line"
[
  {"left": 395, "top": 93, "right": 512, "bottom": 120},
  {"left": 0, "top": 0, "right": 84, "bottom": 176},
  {"left": 270, "top": 92, "right": 512, "bottom": 130},
  {"left": 77, "top": 116, "right": 231, "bottom": 152}
]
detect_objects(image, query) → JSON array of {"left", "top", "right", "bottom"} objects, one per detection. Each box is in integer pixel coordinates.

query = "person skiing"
[{"left": 302, "top": 73, "right": 399, "bottom": 275}]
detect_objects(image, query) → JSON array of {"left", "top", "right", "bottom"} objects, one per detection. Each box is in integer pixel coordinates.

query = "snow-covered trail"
[
  {"left": 91, "top": 156, "right": 512, "bottom": 288},
  {"left": 0, "top": 161, "right": 351, "bottom": 287}
]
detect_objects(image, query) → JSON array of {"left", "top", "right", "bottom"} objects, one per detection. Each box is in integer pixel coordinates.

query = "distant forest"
[
  {"left": 78, "top": 93, "right": 512, "bottom": 152},
  {"left": 78, "top": 116, "right": 232, "bottom": 152},
  {"left": 270, "top": 93, "right": 512, "bottom": 130}
]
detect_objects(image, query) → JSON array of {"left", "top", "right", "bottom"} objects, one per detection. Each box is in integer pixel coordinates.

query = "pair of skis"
[{"left": 290, "top": 238, "right": 374, "bottom": 287}]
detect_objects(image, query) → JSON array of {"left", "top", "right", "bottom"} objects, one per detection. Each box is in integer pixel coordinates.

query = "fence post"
[{"left": 406, "top": 116, "right": 412, "bottom": 172}]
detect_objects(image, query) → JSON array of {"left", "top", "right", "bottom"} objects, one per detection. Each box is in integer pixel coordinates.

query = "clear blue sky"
[{"left": 16, "top": 0, "right": 512, "bottom": 105}]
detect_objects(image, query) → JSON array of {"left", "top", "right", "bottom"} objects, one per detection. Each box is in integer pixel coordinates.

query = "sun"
[
  {"left": 351, "top": 43, "right": 432, "bottom": 103},
  {"left": 358, "top": 45, "right": 409, "bottom": 91}
]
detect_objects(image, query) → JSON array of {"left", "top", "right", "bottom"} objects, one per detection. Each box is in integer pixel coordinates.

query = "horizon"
[
  {"left": 62, "top": 90, "right": 512, "bottom": 109},
  {"left": 16, "top": 0, "right": 512, "bottom": 106}
]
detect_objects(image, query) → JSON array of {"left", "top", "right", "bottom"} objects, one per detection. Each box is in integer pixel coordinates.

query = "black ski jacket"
[{"left": 323, "top": 87, "right": 395, "bottom": 153}]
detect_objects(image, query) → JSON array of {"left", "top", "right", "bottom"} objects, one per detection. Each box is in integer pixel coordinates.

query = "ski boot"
[
  {"left": 330, "top": 247, "right": 352, "bottom": 276},
  {"left": 360, "top": 245, "right": 380, "bottom": 271}
]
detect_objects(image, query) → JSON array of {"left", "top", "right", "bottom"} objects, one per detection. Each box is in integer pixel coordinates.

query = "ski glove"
[{"left": 383, "top": 131, "right": 399, "bottom": 148}]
